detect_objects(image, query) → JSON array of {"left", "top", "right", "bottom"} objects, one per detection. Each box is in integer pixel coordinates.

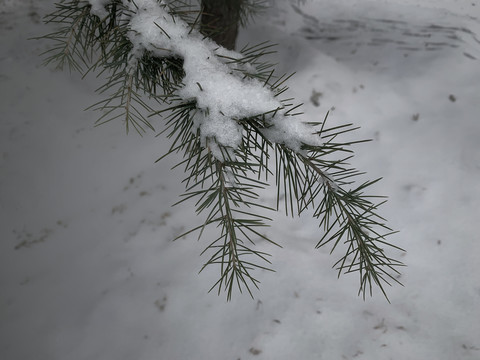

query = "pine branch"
[
  {"left": 173, "top": 140, "right": 279, "bottom": 300},
  {"left": 37, "top": 0, "right": 404, "bottom": 301},
  {"left": 239, "top": 0, "right": 269, "bottom": 27}
]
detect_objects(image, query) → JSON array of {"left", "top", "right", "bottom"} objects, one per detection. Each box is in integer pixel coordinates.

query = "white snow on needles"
[
  {"left": 1, "top": 0, "right": 479, "bottom": 359},
  {"left": 125, "top": 0, "right": 282, "bottom": 151}
]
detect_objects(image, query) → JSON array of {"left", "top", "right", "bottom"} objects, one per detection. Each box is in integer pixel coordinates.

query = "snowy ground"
[{"left": 1, "top": 0, "right": 480, "bottom": 359}]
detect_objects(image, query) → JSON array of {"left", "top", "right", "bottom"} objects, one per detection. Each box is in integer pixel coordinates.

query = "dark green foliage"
[{"left": 37, "top": 0, "right": 404, "bottom": 301}]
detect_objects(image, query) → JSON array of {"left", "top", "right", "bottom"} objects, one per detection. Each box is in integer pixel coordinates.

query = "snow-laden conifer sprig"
[{"left": 38, "top": 0, "right": 404, "bottom": 300}]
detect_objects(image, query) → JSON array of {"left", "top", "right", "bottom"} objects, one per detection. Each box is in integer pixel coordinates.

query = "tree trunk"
[{"left": 200, "top": 0, "right": 244, "bottom": 50}]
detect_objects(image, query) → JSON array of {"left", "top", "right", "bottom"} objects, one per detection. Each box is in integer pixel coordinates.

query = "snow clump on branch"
[{"left": 88, "top": 0, "right": 319, "bottom": 156}]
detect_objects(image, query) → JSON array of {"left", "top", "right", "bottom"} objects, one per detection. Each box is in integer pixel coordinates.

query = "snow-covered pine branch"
[
  {"left": 39, "top": 0, "right": 404, "bottom": 300},
  {"left": 111, "top": 0, "right": 319, "bottom": 156}
]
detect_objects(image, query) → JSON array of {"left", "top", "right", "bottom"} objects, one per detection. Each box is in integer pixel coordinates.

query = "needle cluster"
[{"left": 38, "top": 0, "right": 404, "bottom": 301}]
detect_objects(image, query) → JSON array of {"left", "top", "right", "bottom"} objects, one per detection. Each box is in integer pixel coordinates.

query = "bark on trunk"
[{"left": 200, "top": 0, "right": 243, "bottom": 50}]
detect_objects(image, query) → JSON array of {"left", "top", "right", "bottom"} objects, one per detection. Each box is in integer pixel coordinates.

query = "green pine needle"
[{"left": 37, "top": 0, "right": 404, "bottom": 301}]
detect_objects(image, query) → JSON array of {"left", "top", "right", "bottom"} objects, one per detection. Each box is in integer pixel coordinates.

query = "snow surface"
[{"left": 1, "top": 0, "right": 480, "bottom": 359}]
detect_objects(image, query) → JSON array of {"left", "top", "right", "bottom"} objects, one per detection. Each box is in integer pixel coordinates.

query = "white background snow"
[{"left": 1, "top": 0, "right": 479, "bottom": 359}]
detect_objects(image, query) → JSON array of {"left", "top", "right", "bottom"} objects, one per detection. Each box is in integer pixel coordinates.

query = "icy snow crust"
[{"left": 2, "top": 0, "right": 480, "bottom": 359}]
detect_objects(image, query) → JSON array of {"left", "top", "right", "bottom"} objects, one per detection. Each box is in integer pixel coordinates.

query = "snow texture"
[
  {"left": 125, "top": 0, "right": 283, "bottom": 152},
  {"left": 1, "top": 0, "right": 480, "bottom": 359},
  {"left": 87, "top": 0, "right": 110, "bottom": 18}
]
